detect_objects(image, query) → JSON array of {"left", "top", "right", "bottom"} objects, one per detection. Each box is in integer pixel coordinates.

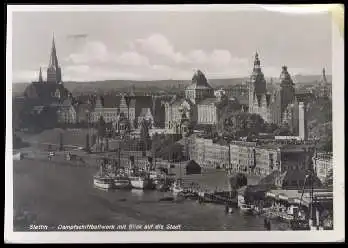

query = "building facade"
[
  {"left": 248, "top": 52, "right": 298, "bottom": 125},
  {"left": 185, "top": 70, "right": 214, "bottom": 105},
  {"left": 185, "top": 136, "right": 229, "bottom": 169},
  {"left": 91, "top": 96, "right": 120, "bottom": 124},
  {"left": 313, "top": 153, "right": 333, "bottom": 184},
  {"left": 165, "top": 70, "right": 223, "bottom": 134},
  {"left": 197, "top": 98, "right": 220, "bottom": 125},
  {"left": 57, "top": 99, "right": 77, "bottom": 124},
  {"left": 228, "top": 139, "right": 316, "bottom": 177}
]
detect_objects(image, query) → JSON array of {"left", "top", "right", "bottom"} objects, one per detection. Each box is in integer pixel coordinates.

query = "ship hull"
[
  {"left": 114, "top": 179, "right": 131, "bottom": 189},
  {"left": 93, "top": 178, "right": 114, "bottom": 190},
  {"left": 130, "top": 177, "right": 150, "bottom": 189}
]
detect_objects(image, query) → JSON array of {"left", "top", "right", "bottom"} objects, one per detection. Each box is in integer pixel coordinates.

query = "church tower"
[
  {"left": 47, "top": 33, "right": 62, "bottom": 84},
  {"left": 319, "top": 67, "right": 331, "bottom": 98},
  {"left": 38, "top": 67, "right": 43, "bottom": 83},
  {"left": 320, "top": 68, "right": 328, "bottom": 86},
  {"left": 279, "top": 66, "right": 295, "bottom": 117},
  {"left": 248, "top": 52, "right": 267, "bottom": 112}
]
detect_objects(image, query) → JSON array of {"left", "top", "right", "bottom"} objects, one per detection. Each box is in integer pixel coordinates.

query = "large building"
[
  {"left": 24, "top": 35, "right": 69, "bottom": 105},
  {"left": 19, "top": 34, "right": 70, "bottom": 131},
  {"left": 165, "top": 70, "right": 240, "bottom": 135},
  {"left": 57, "top": 99, "right": 77, "bottom": 124},
  {"left": 184, "top": 135, "right": 230, "bottom": 169},
  {"left": 248, "top": 52, "right": 310, "bottom": 139},
  {"left": 185, "top": 70, "right": 214, "bottom": 104},
  {"left": 90, "top": 93, "right": 161, "bottom": 131},
  {"left": 165, "top": 70, "right": 214, "bottom": 134},
  {"left": 229, "top": 139, "right": 316, "bottom": 178}
]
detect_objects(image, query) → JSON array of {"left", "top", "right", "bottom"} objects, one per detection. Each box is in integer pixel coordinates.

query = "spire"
[
  {"left": 253, "top": 51, "right": 261, "bottom": 71},
  {"left": 321, "top": 67, "right": 327, "bottom": 84},
  {"left": 39, "top": 67, "right": 43, "bottom": 83},
  {"left": 49, "top": 33, "right": 59, "bottom": 69}
]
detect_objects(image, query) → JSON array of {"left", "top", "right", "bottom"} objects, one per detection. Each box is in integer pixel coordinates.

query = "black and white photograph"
[{"left": 5, "top": 4, "right": 344, "bottom": 243}]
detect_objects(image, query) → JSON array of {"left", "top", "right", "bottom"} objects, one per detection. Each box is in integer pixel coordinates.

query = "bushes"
[{"left": 229, "top": 173, "right": 248, "bottom": 190}]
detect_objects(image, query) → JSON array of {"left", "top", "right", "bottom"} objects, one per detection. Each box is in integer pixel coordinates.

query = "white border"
[{"left": 5, "top": 4, "right": 345, "bottom": 243}]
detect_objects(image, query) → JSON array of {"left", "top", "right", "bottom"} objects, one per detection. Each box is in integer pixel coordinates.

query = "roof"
[
  {"left": 198, "top": 97, "right": 220, "bottom": 105},
  {"left": 76, "top": 103, "right": 93, "bottom": 114},
  {"left": 185, "top": 160, "right": 201, "bottom": 167},
  {"left": 24, "top": 82, "right": 69, "bottom": 101},
  {"left": 186, "top": 70, "right": 213, "bottom": 90},
  {"left": 185, "top": 160, "right": 201, "bottom": 174},
  {"left": 169, "top": 97, "right": 193, "bottom": 107},
  {"left": 101, "top": 95, "right": 120, "bottom": 108},
  {"left": 236, "top": 95, "right": 249, "bottom": 105},
  {"left": 127, "top": 96, "right": 153, "bottom": 116}
]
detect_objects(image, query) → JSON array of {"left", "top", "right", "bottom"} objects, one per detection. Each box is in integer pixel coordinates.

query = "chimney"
[{"left": 298, "top": 102, "right": 308, "bottom": 140}]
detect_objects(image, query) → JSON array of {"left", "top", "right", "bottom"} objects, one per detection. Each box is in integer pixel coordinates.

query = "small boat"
[
  {"left": 129, "top": 176, "right": 150, "bottom": 189},
  {"left": 93, "top": 175, "right": 114, "bottom": 190},
  {"left": 171, "top": 179, "right": 184, "bottom": 194},
  {"left": 113, "top": 177, "right": 131, "bottom": 189},
  {"left": 239, "top": 204, "right": 254, "bottom": 214},
  {"left": 156, "top": 180, "right": 170, "bottom": 191}
]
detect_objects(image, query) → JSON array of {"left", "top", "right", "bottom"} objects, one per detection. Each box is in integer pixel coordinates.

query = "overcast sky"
[{"left": 12, "top": 9, "right": 332, "bottom": 82}]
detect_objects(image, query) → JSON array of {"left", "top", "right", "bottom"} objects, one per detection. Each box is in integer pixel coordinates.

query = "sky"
[{"left": 11, "top": 8, "right": 332, "bottom": 83}]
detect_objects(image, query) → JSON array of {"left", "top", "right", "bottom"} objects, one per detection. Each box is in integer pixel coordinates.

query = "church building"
[{"left": 24, "top": 34, "right": 69, "bottom": 105}]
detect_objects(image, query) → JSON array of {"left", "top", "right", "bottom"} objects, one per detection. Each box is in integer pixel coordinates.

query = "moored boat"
[
  {"left": 239, "top": 204, "right": 254, "bottom": 215},
  {"left": 93, "top": 175, "right": 114, "bottom": 190},
  {"left": 113, "top": 177, "right": 131, "bottom": 189},
  {"left": 129, "top": 176, "right": 150, "bottom": 189},
  {"left": 171, "top": 179, "right": 184, "bottom": 194}
]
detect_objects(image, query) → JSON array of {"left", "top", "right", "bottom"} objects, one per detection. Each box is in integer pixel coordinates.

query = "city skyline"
[{"left": 12, "top": 10, "right": 332, "bottom": 83}]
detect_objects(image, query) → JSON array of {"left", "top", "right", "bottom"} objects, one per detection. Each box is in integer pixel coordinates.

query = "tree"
[
  {"left": 229, "top": 173, "right": 248, "bottom": 190},
  {"left": 273, "top": 123, "right": 292, "bottom": 136},
  {"left": 222, "top": 112, "right": 265, "bottom": 138}
]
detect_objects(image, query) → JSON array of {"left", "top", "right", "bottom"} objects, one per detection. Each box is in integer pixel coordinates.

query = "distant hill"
[{"left": 12, "top": 74, "right": 331, "bottom": 96}]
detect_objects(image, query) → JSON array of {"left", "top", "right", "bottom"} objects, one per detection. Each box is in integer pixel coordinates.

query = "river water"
[{"left": 13, "top": 159, "right": 287, "bottom": 231}]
